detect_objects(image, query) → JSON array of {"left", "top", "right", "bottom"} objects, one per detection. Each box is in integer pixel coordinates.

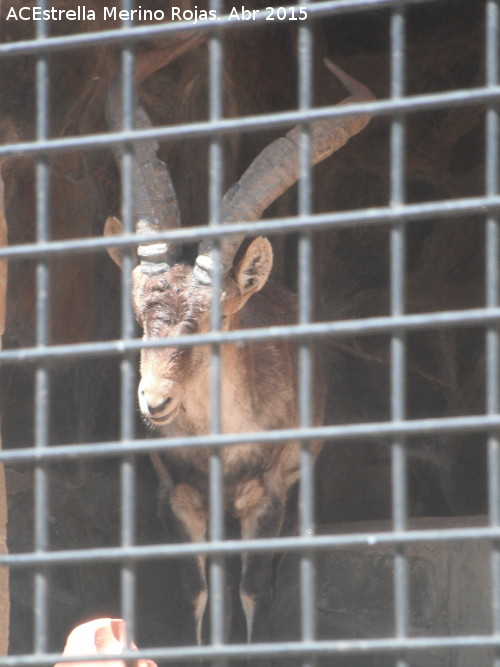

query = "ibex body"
[
  {"left": 133, "top": 254, "right": 323, "bottom": 644},
  {"left": 105, "top": 37, "right": 373, "bottom": 648}
]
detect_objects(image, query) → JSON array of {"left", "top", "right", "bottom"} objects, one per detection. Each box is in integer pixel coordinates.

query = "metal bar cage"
[{"left": 0, "top": 0, "right": 498, "bottom": 665}]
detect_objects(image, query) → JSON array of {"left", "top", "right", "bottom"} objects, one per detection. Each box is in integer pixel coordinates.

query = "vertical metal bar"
[
  {"left": 486, "top": 3, "right": 500, "bottom": 665},
  {"left": 34, "top": 1, "right": 50, "bottom": 655},
  {"left": 118, "top": 0, "right": 136, "bottom": 649},
  {"left": 390, "top": 7, "right": 409, "bottom": 667},
  {"left": 208, "top": 3, "right": 226, "bottom": 658},
  {"left": 297, "top": 11, "right": 316, "bottom": 667}
]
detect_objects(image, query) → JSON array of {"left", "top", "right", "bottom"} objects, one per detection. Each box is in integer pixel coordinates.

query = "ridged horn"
[
  {"left": 193, "top": 59, "right": 374, "bottom": 285},
  {"left": 105, "top": 33, "right": 202, "bottom": 273}
]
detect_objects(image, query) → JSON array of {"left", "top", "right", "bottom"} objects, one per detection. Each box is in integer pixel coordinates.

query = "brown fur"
[{"left": 130, "top": 242, "right": 325, "bottom": 647}]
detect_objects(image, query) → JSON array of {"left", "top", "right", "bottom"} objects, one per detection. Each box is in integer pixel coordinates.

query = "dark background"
[{"left": 0, "top": 0, "right": 489, "bottom": 660}]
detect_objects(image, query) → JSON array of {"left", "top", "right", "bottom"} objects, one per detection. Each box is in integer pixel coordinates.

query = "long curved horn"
[
  {"left": 193, "top": 60, "right": 374, "bottom": 284},
  {"left": 106, "top": 34, "right": 202, "bottom": 272}
]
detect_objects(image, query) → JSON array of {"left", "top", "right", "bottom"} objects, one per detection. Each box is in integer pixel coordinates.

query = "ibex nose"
[
  {"left": 138, "top": 374, "right": 181, "bottom": 424},
  {"left": 146, "top": 396, "right": 173, "bottom": 416}
]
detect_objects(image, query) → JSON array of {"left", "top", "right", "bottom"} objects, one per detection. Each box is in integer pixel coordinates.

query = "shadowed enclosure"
[{"left": 0, "top": 1, "right": 497, "bottom": 666}]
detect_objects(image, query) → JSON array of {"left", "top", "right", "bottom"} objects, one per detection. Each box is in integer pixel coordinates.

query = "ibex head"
[
  {"left": 104, "top": 41, "right": 373, "bottom": 427},
  {"left": 107, "top": 230, "right": 272, "bottom": 425}
]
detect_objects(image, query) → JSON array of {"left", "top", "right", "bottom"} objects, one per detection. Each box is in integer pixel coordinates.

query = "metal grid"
[{"left": 0, "top": 0, "right": 498, "bottom": 665}]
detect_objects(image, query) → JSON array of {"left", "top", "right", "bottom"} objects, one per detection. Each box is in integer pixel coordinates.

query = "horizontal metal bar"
[
  {"left": 0, "top": 194, "right": 496, "bottom": 263},
  {"left": 0, "top": 412, "right": 498, "bottom": 466},
  {"left": 0, "top": 306, "right": 498, "bottom": 366},
  {"left": 0, "top": 84, "right": 497, "bottom": 160},
  {"left": 0, "top": 522, "right": 497, "bottom": 568},
  {"left": 0, "top": 0, "right": 448, "bottom": 58},
  {"left": 0, "top": 631, "right": 498, "bottom": 667}
]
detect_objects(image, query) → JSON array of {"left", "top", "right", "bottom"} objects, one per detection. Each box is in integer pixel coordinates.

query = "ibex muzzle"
[{"left": 104, "top": 37, "right": 373, "bottom": 653}]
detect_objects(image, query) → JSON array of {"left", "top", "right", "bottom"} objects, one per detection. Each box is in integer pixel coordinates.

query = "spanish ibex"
[{"left": 104, "top": 37, "right": 373, "bottom": 648}]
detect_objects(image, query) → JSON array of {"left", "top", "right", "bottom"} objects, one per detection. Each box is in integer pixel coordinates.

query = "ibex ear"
[
  {"left": 104, "top": 216, "right": 125, "bottom": 268},
  {"left": 234, "top": 237, "right": 273, "bottom": 297}
]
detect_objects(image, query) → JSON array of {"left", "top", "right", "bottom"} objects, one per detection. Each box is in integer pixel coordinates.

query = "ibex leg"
[
  {"left": 239, "top": 491, "right": 285, "bottom": 644},
  {"left": 158, "top": 480, "right": 208, "bottom": 647}
]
